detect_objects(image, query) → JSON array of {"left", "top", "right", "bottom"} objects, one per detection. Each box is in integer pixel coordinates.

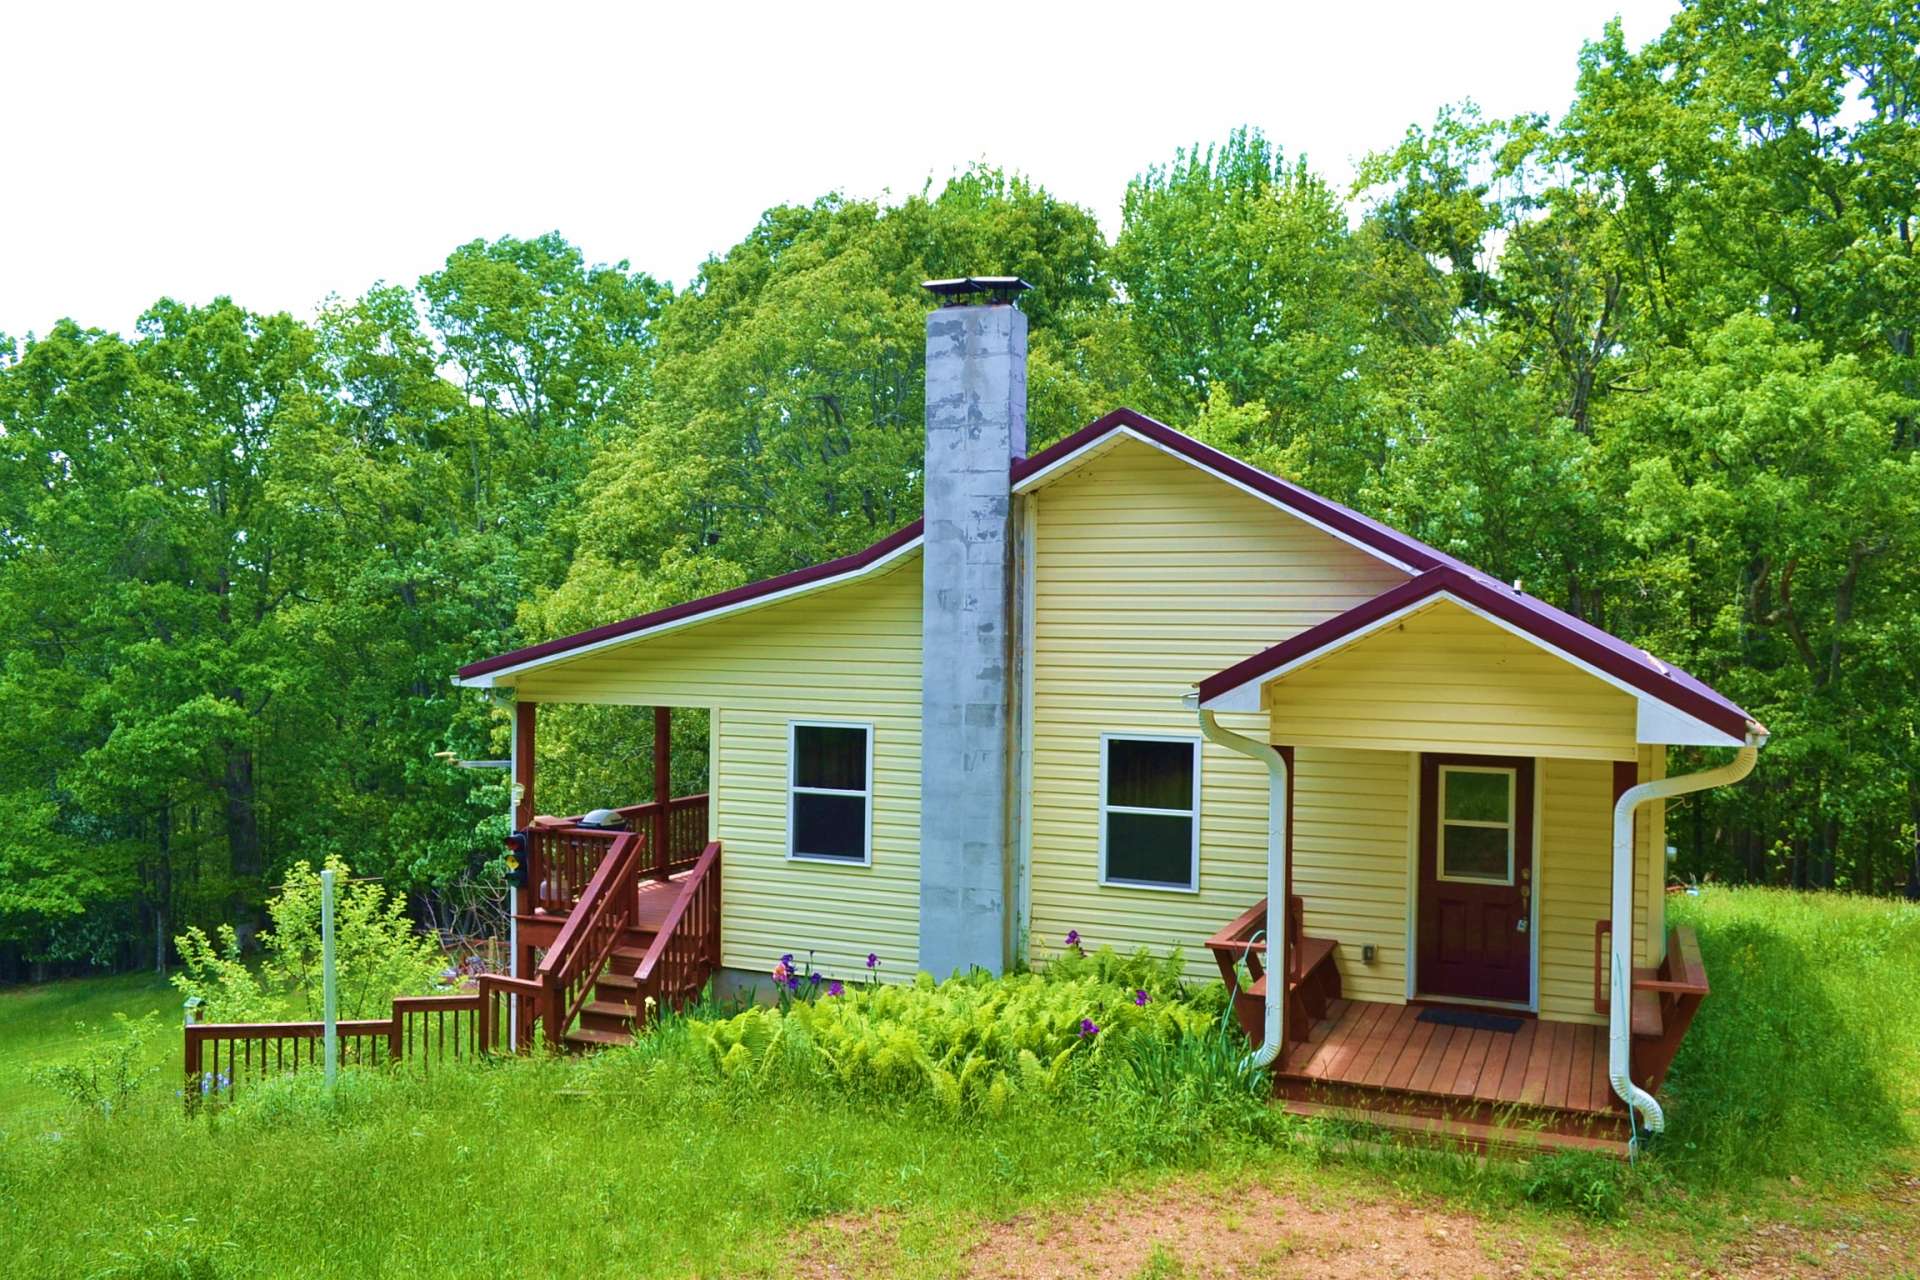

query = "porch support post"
[
  {"left": 513, "top": 700, "right": 537, "bottom": 829},
  {"left": 509, "top": 697, "right": 536, "bottom": 1051},
  {"left": 653, "top": 705, "right": 671, "bottom": 878}
]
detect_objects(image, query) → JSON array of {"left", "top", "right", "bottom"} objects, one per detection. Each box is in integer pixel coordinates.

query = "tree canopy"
[{"left": 2, "top": 0, "right": 1914, "bottom": 978}]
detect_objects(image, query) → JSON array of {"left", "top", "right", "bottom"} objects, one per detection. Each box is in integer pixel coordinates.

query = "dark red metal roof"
[
  {"left": 1196, "top": 565, "right": 1758, "bottom": 740},
  {"left": 455, "top": 405, "right": 1758, "bottom": 741}
]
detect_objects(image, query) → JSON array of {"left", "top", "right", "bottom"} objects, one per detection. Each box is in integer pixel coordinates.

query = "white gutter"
[
  {"left": 1609, "top": 734, "right": 1762, "bottom": 1135},
  {"left": 1195, "top": 704, "right": 1289, "bottom": 1070}
]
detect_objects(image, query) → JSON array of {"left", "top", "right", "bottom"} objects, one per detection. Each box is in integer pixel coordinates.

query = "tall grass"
[
  {"left": 0, "top": 956, "right": 1286, "bottom": 1278},
  {"left": 0, "top": 971, "right": 179, "bottom": 1125},
  {"left": 3, "top": 895, "right": 1916, "bottom": 1275},
  {"left": 1661, "top": 887, "right": 1920, "bottom": 1187}
]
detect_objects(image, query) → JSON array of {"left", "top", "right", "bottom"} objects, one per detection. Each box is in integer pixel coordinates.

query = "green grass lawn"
[
  {"left": 0, "top": 969, "right": 180, "bottom": 1125},
  {"left": 1, "top": 889, "right": 1915, "bottom": 1278}
]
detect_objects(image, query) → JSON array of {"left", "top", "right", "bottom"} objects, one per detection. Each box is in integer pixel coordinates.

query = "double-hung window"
[
  {"left": 788, "top": 721, "right": 872, "bottom": 864},
  {"left": 1436, "top": 765, "right": 1516, "bottom": 883},
  {"left": 1099, "top": 734, "right": 1201, "bottom": 891}
]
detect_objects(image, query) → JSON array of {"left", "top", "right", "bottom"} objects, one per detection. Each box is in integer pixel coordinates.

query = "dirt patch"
[{"left": 794, "top": 1171, "right": 1920, "bottom": 1280}]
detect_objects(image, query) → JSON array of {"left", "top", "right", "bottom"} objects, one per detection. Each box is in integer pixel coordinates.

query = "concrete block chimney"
[{"left": 918, "top": 277, "right": 1029, "bottom": 978}]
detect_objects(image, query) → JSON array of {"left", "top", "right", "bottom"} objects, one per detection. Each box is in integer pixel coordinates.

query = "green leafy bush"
[
  {"left": 679, "top": 944, "right": 1259, "bottom": 1148},
  {"left": 29, "top": 1011, "right": 162, "bottom": 1120},
  {"left": 171, "top": 857, "right": 445, "bottom": 1021}
]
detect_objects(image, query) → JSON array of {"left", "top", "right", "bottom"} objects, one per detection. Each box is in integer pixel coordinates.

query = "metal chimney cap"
[{"left": 922, "top": 276, "right": 1032, "bottom": 304}]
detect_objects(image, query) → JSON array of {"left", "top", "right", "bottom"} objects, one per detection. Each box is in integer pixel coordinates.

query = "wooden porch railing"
[
  {"left": 530, "top": 827, "right": 645, "bottom": 1046},
  {"left": 187, "top": 820, "right": 717, "bottom": 1092},
  {"left": 184, "top": 993, "right": 485, "bottom": 1100},
  {"left": 525, "top": 824, "right": 621, "bottom": 915},
  {"left": 632, "top": 841, "right": 722, "bottom": 1022},
  {"left": 525, "top": 794, "right": 708, "bottom": 912}
]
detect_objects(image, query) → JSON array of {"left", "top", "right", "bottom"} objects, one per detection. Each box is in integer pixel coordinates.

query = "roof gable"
[{"left": 1197, "top": 565, "right": 1761, "bottom": 746}]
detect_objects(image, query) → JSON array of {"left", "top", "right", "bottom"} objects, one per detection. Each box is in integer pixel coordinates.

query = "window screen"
[{"left": 1102, "top": 737, "right": 1199, "bottom": 889}]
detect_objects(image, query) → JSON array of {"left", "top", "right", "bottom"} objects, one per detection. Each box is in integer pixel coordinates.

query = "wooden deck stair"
[{"left": 480, "top": 825, "right": 723, "bottom": 1056}]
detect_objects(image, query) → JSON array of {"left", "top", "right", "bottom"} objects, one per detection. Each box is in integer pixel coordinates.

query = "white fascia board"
[
  {"left": 451, "top": 536, "right": 924, "bottom": 689},
  {"left": 1201, "top": 588, "right": 1746, "bottom": 747},
  {"left": 1012, "top": 424, "right": 1421, "bottom": 576}
]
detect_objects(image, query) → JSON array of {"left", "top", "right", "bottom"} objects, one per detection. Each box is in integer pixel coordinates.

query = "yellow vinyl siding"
[
  {"left": 1291, "top": 747, "right": 1410, "bottom": 1001},
  {"left": 1538, "top": 758, "right": 1610, "bottom": 1024},
  {"left": 509, "top": 559, "right": 922, "bottom": 981},
  {"left": 1027, "top": 438, "right": 1408, "bottom": 974},
  {"left": 1535, "top": 754, "right": 1662, "bottom": 1023},
  {"left": 1638, "top": 746, "right": 1667, "bottom": 967},
  {"left": 1265, "top": 600, "right": 1639, "bottom": 761}
]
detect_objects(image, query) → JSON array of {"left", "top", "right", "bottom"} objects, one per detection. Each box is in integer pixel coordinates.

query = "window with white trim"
[
  {"left": 1437, "top": 765, "right": 1516, "bottom": 883},
  {"left": 788, "top": 721, "right": 872, "bottom": 864},
  {"left": 1099, "top": 735, "right": 1200, "bottom": 891}
]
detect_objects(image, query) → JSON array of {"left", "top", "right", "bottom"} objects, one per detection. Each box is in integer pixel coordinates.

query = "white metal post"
[{"left": 321, "top": 867, "right": 338, "bottom": 1087}]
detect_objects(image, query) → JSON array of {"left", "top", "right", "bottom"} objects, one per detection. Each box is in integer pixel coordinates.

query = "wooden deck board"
[
  {"left": 1448, "top": 1028, "right": 1492, "bottom": 1097},
  {"left": 1278, "top": 1000, "right": 1617, "bottom": 1118},
  {"left": 1493, "top": 1021, "right": 1535, "bottom": 1102},
  {"left": 1382, "top": 1018, "right": 1438, "bottom": 1090},
  {"left": 1357, "top": 1007, "right": 1415, "bottom": 1087},
  {"left": 1313, "top": 1001, "right": 1386, "bottom": 1080}
]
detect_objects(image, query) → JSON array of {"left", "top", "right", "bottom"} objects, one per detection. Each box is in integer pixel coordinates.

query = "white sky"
[{"left": 0, "top": 0, "right": 1679, "bottom": 340}]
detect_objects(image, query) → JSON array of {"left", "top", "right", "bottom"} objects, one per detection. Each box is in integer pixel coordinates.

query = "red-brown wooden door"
[{"left": 1416, "top": 753, "right": 1533, "bottom": 1004}]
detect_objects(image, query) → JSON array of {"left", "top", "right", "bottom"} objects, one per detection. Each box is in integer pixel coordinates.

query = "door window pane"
[
  {"left": 1438, "top": 766, "right": 1515, "bottom": 883},
  {"left": 1442, "top": 824, "right": 1510, "bottom": 881},
  {"left": 1443, "top": 769, "right": 1510, "bottom": 822}
]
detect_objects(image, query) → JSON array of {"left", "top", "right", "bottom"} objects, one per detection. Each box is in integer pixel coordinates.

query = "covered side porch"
[{"left": 502, "top": 699, "right": 721, "bottom": 1050}]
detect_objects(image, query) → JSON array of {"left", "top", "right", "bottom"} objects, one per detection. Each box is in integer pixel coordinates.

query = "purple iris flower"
[
  {"left": 866, "top": 952, "right": 879, "bottom": 969},
  {"left": 1064, "top": 930, "right": 1079, "bottom": 947},
  {"left": 781, "top": 953, "right": 794, "bottom": 968},
  {"left": 786, "top": 974, "right": 800, "bottom": 991},
  {"left": 1134, "top": 988, "right": 1151, "bottom": 1006},
  {"left": 828, "top": 980, "right": 844, "bottom": 997},
  {"left": 808, "top": 971, "right": 822, "bottom": 986},
  {"left": 1079, "top": 1018, "right": 1099, "bottom": 1038}
]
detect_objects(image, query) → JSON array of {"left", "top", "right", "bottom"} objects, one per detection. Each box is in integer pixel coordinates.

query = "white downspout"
[
  {"left": 1609, "top": 734, "right": 1761, "bottom": 1134},
  {"left": 1195, "top": 705, "right": 1288, "bottom": 1070}
]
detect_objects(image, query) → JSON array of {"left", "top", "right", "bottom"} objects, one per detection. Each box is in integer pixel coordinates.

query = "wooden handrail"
[
  {"left": 631, "top": 841, "right": 722, "bottom": 1021},
  {"left": 537, "top": 829, "right": 639, "bottom": 978},
  {"left": 184, "top": 994, "right": 483, "bottom": 1100},
  {"left": 534, "top": 828, "right": 645, "bottom": 1044}
]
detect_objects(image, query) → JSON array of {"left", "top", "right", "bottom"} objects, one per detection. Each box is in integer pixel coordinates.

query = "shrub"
[
  {"left": 29, "top": 1011, "right": 162, "bottom": 1121},
  {"left": 674, "top": 944, "right": 1262, "bottom": 1151},
  {"left": 172, "top": 856, "right": 446, "bottom": 1021}
]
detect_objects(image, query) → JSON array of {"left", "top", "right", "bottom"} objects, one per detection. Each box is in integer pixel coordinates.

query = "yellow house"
[{"left": 455, "top": 278, "right": 1764, "bottom": 1150}]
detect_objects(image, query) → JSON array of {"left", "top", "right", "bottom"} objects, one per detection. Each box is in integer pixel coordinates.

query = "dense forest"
[{"left": 2, "top": 0, "right": 1915, "bottom": 979}]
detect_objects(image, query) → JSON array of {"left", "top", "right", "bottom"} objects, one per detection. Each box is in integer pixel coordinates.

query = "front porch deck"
[
  {"left": 1279, "top": 1000, "right": 1616, "bottom": 1114},
  {"left": 1274, "top": 998, "right": 1632, "bottom": 1153}
]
